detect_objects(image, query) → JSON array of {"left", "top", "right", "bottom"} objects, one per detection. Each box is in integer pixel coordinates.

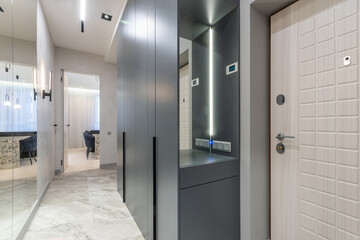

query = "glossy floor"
[
  {"left": 65, "top": 148, "right": 100, "bottom": 173},
  {"left": 0, "top": 177, "right": 37, "bottom": 240},
  {"left": 24, "top": 168, "right": 144, "bottom": 240}
]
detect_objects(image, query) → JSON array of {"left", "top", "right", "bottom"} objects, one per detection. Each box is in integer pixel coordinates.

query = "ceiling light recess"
[{"left": 101, "top": 13, "right": 112, "bottom": 21}]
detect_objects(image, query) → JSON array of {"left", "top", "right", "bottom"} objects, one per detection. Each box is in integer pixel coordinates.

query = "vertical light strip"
[
  {"left": 80, "top": 0, "right": 86, "bottom": 21},
  {"left": 209, "top": 27, "right": 213, "bottom": 137}
]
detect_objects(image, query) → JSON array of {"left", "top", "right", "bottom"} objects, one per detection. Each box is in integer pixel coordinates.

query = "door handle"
[
  {"left": 275, "top": 133, "right": 295, "bottom": 141},
  {"left": 153, "top": 136, "right": 157, "bottom": 240},
  {"left": 123, "top": 132, "right": 126, "bottom": 203}
]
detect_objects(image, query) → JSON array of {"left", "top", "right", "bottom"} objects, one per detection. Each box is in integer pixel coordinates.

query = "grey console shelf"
[{"left": 180, "top": 149, "right": 239, "bottom": 189}]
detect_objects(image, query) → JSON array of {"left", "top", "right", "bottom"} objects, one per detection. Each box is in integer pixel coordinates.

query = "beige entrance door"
[{"left": 271, "top": 0, "right": 360, "bottom": 239}]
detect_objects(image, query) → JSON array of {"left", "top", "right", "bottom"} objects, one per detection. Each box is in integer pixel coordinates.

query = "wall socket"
[
  {"left": 195, "top": 139, "right": 231, "bottom": 152},
  {"left": 213, "top": 140, "right": 231, "bottom": 152},
  {"left": 195, "top": 138, "right": 210, "bottom": 148}
]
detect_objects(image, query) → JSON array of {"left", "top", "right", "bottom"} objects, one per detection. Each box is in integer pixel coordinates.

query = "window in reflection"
[{"left": 0, "top": 63, "right": 37, "bottom": 132}]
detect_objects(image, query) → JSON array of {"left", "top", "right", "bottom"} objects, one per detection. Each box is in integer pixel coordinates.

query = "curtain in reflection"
[
  {"left": 68, "top": 88, "right": 99, "bottom": 149},
  {"left": 0, "top": 81, "right": 37, "bottom": 132}
]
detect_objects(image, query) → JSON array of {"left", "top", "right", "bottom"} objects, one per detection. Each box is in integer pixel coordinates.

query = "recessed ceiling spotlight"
[
  {"left": 0, "top": 6, "right": 4, "bottom": 12},
  {"left": 101, "top": 13, "right": 112, "bottom": 22}
]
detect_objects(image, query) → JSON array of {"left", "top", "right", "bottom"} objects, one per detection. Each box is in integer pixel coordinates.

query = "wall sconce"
[
  {"left": 42, "top": 70, "right": 52, "bottom": 102},
  {"left": 33, "top": 68, "right": 38, "bottom": 101},
  {"left": 14, "top": 75, "right": 21, "bottom": 109},
  {"left": 14, "top": 98, "right": 21, "bottom": 109},
  {"left": 4, "top": 93, "right": 11, "bottom": 106}
]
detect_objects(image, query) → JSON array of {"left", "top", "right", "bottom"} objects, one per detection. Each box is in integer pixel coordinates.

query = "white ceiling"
[
  {"left": 40, "top": 0, "right": 126, "bottom": 64},
  {"left": 0, "top": 0, "right": 37, "bottom": 42},
  {"left": 66, "top": 71, "right": 99, "bottom": 90}
]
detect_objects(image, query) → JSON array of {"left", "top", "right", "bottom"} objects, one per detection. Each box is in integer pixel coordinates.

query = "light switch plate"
[
  {"left": 226, "top": 62, "right": 238, "bottom": 75},
  {"left": 213, "top": 140, "right": 231, "bottom": 152},
  {"left": 191, "top": 78, "right": 199, "bottom": 87},
  {"left": 195, "top": 138, "right": 209, "bottom": 148}
]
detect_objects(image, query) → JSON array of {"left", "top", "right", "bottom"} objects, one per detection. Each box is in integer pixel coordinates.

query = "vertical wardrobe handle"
[
  {"left": 153, "top": 136, "right": 157, "bottom": 240},
  {"left": 123, "top": 132, "right": 126, "bottom": 203}
]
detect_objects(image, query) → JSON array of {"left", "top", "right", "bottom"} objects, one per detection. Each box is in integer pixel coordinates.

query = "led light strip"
[
  {"left": 209, "top": 27, "right": 213, "bottom": 138},
  {"left": 80, "top": 0, "right": 86, "bottom": 32}
]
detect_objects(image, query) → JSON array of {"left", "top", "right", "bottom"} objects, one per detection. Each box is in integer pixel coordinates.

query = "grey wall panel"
[
  {"left": 180, "top": 176, "right": 239, "bottom": 240},
  {"left": 178, "top": 0, "right": 237, "bottom": 26},
  {"left": 192, "top": 30, "right": 210, "bottom": 147},
  {"left": 212, "top": 9, "right": 239, "bottom": 158},
  {"left": 155, "top": 0, "right": 179, "bottom": 238}
]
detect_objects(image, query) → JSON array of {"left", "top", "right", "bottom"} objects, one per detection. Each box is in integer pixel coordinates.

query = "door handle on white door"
[{"left": 275, "top": 133, "right": 295, "bottom": 141}]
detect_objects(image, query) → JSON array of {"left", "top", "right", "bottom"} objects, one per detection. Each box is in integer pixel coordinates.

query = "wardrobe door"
[
  {"left": 116, "top": 10, "right": 125, "bottom": 200},
  {"left": 147, "top": 0, "right": 156, "bottom": 238},
  {"left": 124, "top": 0, "right": 137, "bottom": 216},
  {"left": 134, "top": 0, "right": 150, "bottom": 235},
  {"left": 155, "top": 0, "right": 179, "bottom": 239}
]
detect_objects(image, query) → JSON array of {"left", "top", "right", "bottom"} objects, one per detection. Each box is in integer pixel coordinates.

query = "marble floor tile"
[{"left": 24, "top": 168, "right": 145, "bottom": 240}]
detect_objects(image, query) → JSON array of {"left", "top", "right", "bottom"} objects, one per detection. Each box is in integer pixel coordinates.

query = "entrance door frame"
[
  {"left": 59, "top": 69, "right": 101, "bottom": 174},
  {"left": 239, "top": 1, "right": 298, "bottom": 239}
]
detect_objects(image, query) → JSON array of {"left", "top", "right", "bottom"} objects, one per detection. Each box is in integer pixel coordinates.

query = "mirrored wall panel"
[{"left": 0, "top": 0, "right": 37, "bottom": 239}]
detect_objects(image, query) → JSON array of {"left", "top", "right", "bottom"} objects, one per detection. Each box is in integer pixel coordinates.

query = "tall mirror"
[
  {"left": 0, "top": 0, "right": 14, "bottom": 239},
  {"left": 0, "top": 0, "right": 37, "bottom": 239},
  {"left": 12, "top": 0, "right": 37, "bottom": 237}
]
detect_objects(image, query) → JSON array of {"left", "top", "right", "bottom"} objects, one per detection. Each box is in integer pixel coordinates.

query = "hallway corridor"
[{"left": 24, "top": 168, "right": 144, "bottom": 240}]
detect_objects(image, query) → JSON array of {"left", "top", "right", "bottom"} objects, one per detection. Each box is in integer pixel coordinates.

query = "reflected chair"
[
  {"left": 19, "top": 134, "right": 37, "bottom": 165},
  {"left": 85, "top": 130, "right": 95, "bottom": 152},
  {"left": 83, "top": 132, "right": 95, "bottom": 159}
]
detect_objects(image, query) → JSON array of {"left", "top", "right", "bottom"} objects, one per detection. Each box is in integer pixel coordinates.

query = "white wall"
[
  {"left": 54, "top": 47, "right": 117, "bottom": 170},
  {"left": 0, "top": 36, "right": 36, "bottom": 66},
  {"left": 37, "top": 0, "right": 55, "bottom": 196},
  {"left": 179, "top": 65, "right": 191, "bottom": 149}
]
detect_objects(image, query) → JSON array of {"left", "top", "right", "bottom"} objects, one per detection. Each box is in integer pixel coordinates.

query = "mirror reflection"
[
  {"left": 178, "top": 0, "right": 239, "bottom": 163},
  {"left": 0, "top": 0, "right": 37, "bottom": 239}
]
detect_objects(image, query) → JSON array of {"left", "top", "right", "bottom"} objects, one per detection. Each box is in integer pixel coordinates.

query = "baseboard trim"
[
  {"left": 100, "top": 163, "right": 117, "bottom": 169},
  {"left": 14, "top": 181, "right": 50, "bottom": 240}
]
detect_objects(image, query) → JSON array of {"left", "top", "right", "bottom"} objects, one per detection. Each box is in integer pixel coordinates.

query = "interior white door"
[
  {"left": 271, "top": 0, "right": 360, "bottom": 239},
  {"left": 63, "top": 73, "right": 69, "bottom": 171}
]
